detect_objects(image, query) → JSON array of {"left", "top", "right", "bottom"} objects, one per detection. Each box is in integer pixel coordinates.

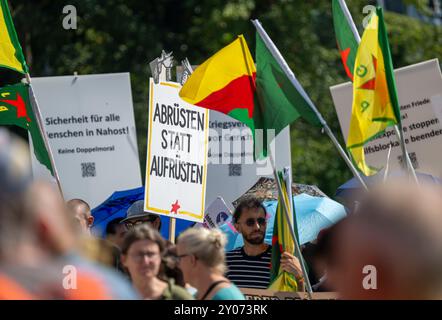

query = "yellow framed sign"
[{"left": 144, "top": 79, "right": 209, "bottom": 223}]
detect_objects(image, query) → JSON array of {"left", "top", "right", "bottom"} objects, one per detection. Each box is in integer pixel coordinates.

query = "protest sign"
[
  {"left": 330, "top": 59, "right": 442, "bottom": 177},
  {"left": 240, "top": 288, "right": 337, "bottom": 300},
  {"left": 194, "top": 196, "right": 232, "bottom": 229},
  {"left": 431, "top": 93, "right": 442, "bottom": 129},
  {"left": 145, "top": 79, "right": 209, "bottom": 223},
  {"left": 29, "top": 73, "right": 142, "bottom": 208},
  {"left": 205, "top": 112, "right": 291, "bottom": 210}
]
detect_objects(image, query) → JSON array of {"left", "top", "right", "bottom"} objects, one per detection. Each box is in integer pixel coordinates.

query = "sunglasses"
[{"left": 244, "top": 217, "right": 267, "bottom": 227}]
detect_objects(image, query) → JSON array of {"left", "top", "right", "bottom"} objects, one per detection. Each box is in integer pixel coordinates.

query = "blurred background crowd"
[{"left": 1, "top": 129, "right": 441, "bottom": 300}]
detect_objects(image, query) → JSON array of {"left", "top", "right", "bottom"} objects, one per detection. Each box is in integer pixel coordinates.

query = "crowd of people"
[{"left": 1, "top": 128, "right": 442, "bottom": 300}]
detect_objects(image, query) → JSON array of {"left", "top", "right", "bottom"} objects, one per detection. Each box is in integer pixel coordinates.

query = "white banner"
[
  {"left": 30, "top": 73, "right": 142, "bottom": 208},
  {"left": 205, "top": 112, "right": 291, "bottom": 210},
  {"left": 195, "top": 196, "right": 232, "bottom": 229},
  {"left": 330, "top": 59, "right": 442, "bottom": 177},
  {"left": 145, "top": 79, "right": 209, "bottom": 223}
]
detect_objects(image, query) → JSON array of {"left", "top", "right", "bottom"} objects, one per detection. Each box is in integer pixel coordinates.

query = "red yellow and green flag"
[
  {"left": 347, "top": 7, "right": 401, "bottom": 175},
  {"left": 179, "top": 34, "right": 321, "bottom": 158},
  {"left": 178, "top": 35, "right": 259, "bottom": 150}
]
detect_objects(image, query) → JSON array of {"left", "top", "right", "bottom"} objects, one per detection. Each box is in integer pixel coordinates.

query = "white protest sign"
[
  {"left": 205, "top": 112, "right": 291, "bottom": 210},
  {"left": 330, "top": 59, "right": 442, "bottom": 177},
  {"left": 431, "top": 93, "right": 442, "bottom": 130},
  {"left": 145, "top": 79, "right": 209, "bottom": 223},
  {"left": 195, "top": 196, "right": 232, "bottom": 229},
  {"left": 30, "top": 73, "right": 142, "bottom": 208}
]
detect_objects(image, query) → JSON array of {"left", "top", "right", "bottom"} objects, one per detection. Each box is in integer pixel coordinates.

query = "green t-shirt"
[{"left": 161, "top": 279, "right": 194, "bottom": 300}]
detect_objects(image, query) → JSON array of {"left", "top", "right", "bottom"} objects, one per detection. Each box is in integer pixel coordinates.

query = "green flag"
[
  {"left": 0, "top": 83, "right": 52, "bottom": 173},
  {"left": 332, "top": 0, "right": 360, "bottom": 81},
  {"left": 254, "top": 31, "right": 321, "bottom": 157}
]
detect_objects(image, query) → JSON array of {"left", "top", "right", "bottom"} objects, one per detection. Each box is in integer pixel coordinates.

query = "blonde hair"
[{"left": 178, "top": 228, "right": 227, "bottom": 274}]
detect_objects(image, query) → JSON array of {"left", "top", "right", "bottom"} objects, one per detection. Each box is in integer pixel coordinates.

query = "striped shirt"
[{"left": 225, "top": 246, "right": 272, "bottom": 289}]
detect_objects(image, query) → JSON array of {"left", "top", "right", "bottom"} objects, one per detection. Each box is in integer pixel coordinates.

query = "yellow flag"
[
  {"left": 347, "top": 11, "right": 399, "bottom": 176},
  {"left": 0, "top": 0, "right": 28, "bottom": 73},
  {"left": 268, "top": 173, "right": 299, "bottom": 292}
]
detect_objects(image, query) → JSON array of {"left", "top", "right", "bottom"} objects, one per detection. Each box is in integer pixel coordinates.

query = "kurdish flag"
[
  {"left": 0, "top": 83, "right": 52, "bottom": 173},
  {"left": 347, "top": 7, "right": 401, "bottom": 176},
  {"left": 0, "top": 0, "right": 28, "bottom": 74},
  {"left": 180, "top": 33, "right": 321, "bottom": 158},
  {"left": 269, "top": 172, "right": 300, "bottom": 292},
  {"left": 179, "top": 35, "right": 259, "bottom": 152},
  {"left": 332, "top": 0, "right": 359, "bottom": 81}
]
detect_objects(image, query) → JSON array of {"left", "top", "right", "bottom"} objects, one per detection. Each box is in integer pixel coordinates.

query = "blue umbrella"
[
  {"left": 219, "top": 193, "right": 346, "bottom": 251},
  {"left": 91, "top": 186, "right": 194, "bottom": 239},
  {"left": 335, "top": 170, "right": 442, "bottom": 199},
  {"left": 293, "top": 193, "right": 346, "bottom": 244}
]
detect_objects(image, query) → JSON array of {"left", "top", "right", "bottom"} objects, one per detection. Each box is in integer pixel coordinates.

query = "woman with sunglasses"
[
  {"left": 121, "top": 224, "right": 193, "bottom": 300},
  {"left": 176, "top": 228, "right": 245, "bottom": 300}
]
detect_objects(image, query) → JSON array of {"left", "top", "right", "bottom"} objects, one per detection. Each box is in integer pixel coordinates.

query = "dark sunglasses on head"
[{"left": 244, "top": 217, "right": 267, "bottom": 227}]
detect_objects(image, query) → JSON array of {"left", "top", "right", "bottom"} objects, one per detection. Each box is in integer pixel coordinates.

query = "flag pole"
[
  {"left": 269, "top": 150, "right": 313, "bottom": 297},
  {"left": 337, "top": 1, "right": 418, "bottom": 183},
  {"left": 243, "top": 30, "right": 312, "bottom": 293},
  {"left": 383, "top": 144, "right": 392, "bottom": 182},
  {"left": 394, "top": 125, "right": 419, "bottom": 183},
  {"left": 25, "top": 73, "right": 64, "bottom": 198},
  {"left": 338, "top": 0, "right": 361, "bottom": 42},
  {"left": 283, "top": 167, "right": 295, "bottom": 236},
  {"left": 252, "top": 19, "right": 368, "bottom": 191}
]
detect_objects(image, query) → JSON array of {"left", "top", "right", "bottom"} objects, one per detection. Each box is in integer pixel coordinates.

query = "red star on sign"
[
  {"left": 0, "top": 93, "right": 30, "bottom": 122},
  {"left": 171, "top": 200, "right": 180, "bottom": 214}
]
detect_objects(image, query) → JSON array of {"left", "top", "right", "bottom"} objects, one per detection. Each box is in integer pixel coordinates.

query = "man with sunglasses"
[
  {"left": 121, "top": 200, "right": 162, "bottom": 232},
  {"left": 225, "top": 197, "right": 304, "bottom": 289}
]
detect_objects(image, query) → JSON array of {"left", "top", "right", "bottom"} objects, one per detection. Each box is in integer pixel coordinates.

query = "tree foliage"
[{"left": 7, "top": 0, "right": 441, "bottom": 197}]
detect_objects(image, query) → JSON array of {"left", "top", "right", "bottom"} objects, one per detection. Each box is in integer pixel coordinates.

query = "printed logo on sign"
[
  {"left": 216, "top": 212, "right": 229, "bottom": 225},
  {"left": 81, "top": 162, "right": 96, "bottom": 177}
]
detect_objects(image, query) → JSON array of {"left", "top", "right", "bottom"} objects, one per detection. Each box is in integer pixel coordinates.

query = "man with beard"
[{"left": 225, "top": 198, "right": 303, "bottom": 289}]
